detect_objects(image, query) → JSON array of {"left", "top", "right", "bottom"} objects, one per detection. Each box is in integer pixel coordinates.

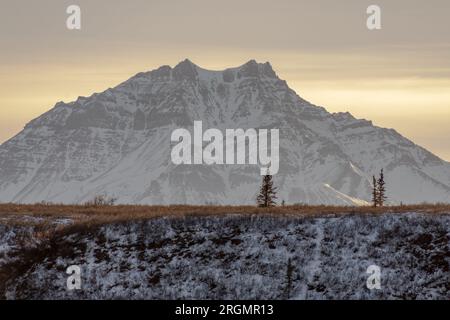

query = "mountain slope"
[{"left": 0, "top": 59, "right": 449, "bottom": 205}]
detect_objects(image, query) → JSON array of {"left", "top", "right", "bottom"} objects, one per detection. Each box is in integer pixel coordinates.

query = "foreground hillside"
[{"left": 0, "top": 204, "right": 449, "bottom": 299}]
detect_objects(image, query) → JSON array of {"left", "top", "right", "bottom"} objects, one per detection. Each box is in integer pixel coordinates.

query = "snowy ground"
[{"left": 0, "top": 212, "right": 448, "bottom": 299}]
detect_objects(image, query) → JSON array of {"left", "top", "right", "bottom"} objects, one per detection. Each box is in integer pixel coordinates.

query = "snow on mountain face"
[{"left": 0, "top": 59, "right": 449, "bottom": 205}]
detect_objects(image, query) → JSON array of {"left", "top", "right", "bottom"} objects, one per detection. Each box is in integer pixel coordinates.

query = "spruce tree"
[
  {"left": 257, "top": 174, "right": 278, "bottom": 207},
  {"left": 372, "top": 175, "right": 378, "bottom": 207},
  {"left": 377, "top": 169, "right": 387, "bottom": 206}
]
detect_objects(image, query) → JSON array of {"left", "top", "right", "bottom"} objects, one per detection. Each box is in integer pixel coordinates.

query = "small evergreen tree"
[
  {"left": 372, "top": 176, "right": 378, "bottom": 207},
  {"left": 377, "top": 169, "right": 387, "bottom": 206},
  {"left": 257, "top": 174, "right": 278, "bottom": 207}
]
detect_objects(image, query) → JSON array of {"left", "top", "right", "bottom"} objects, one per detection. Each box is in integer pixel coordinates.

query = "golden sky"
[{"left": 1, "top": 0, "right": 449, "bottom": 160}]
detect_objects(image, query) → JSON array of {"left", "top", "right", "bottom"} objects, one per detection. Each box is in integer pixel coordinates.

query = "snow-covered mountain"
[{"left": 0, "top": 59, "right": 449, "bottom": 205}]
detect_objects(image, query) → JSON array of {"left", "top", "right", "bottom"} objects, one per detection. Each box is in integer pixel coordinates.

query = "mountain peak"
[
  {"left": 168, "top": 59, "right": 278, "bottom": 81},
  {"left": 175, "top": 58, "right": 197, "bottom": 68},
  {"left": 173, "top": 59, "right": 199, "bottom": 81},
  {"left": 242, "top": 59, "right": 258, "bottom": 67},
  {"left": 238, "top": 59, "right": 277, "bottom": 78}
]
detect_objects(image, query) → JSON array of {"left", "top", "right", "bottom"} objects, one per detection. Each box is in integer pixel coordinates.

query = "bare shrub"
[{"left": 84, "top": 195, "right": 117, "bottom": 207}]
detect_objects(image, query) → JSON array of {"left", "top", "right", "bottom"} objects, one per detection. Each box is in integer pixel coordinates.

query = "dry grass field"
[{"left": 0, "top": 202, "right": 449, "bottom": 232}]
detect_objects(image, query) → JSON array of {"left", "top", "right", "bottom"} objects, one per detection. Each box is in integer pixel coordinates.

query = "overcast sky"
[{"left": 1, "top": 0, "right": 450, "bottom": 159}]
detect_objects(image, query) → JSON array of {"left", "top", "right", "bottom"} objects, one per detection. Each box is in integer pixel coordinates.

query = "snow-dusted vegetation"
[{"left": 1, "top": 211, "right": 448, "bottom": 300}]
